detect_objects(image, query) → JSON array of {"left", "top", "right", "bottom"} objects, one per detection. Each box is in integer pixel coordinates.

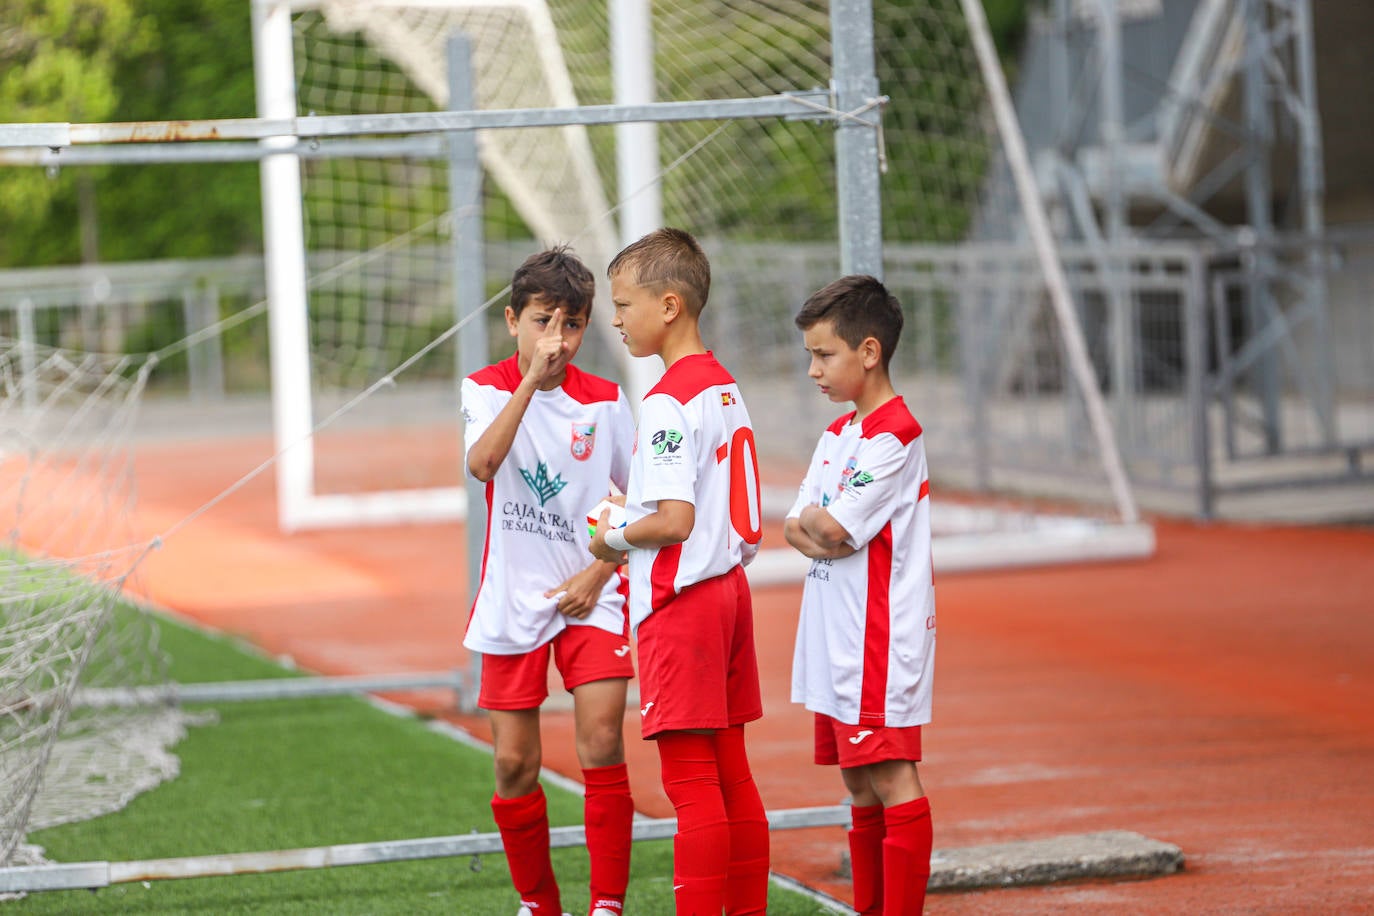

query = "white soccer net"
[{"left": 0, "top": 340, "right": 191, "bottom": 867}]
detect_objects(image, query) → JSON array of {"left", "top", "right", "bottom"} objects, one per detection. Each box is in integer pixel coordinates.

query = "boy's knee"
[
  {"left": 578, "top": 722, "right": 625, "bottom": 768},
  {"left": 493, "top": 748, "right": 541, "bottom": 797}
]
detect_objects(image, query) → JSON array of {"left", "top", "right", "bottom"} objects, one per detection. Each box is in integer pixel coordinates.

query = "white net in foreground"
[{"left": 0, "top": 338, "right": 191, "bottom": 868}]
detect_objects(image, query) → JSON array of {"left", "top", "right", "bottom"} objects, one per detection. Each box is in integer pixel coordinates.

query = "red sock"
[
  {"left": 714, "top": 725, "right": 770, "bottom": 915},
  {"left": 882, "top": 796, "right": 932, "bottom": 916},
  {"left": 491, "top": 787, "right": 561, "bottom": 914},
  {"left": 849, "top": 803, "right": 886, "bottom": 915},
  {"left": 583, "top": 763, "right": 633, "bottom": 915},
  {"left": 658, "top": 731, "right": 729, "bottom": 915}
]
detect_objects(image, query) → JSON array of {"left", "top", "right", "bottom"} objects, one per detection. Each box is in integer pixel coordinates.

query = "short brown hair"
[
  {"left": 606, "top": 227, "right": 711, "bottom": 315},
  {"left": 510, "top": 245, "right": 596, "bottom": 317},
  {"left": 795, "top": 275, "right": 904, "bottom": 371}
]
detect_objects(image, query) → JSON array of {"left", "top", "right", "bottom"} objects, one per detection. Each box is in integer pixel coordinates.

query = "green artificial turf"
[{"left": 14, "top": 610, "right": 835, "bottom": 914}]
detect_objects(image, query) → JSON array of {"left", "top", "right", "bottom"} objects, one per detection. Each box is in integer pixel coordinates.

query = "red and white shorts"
[
  {"left": 636, "top": 565, "right": 762, "bottom": 739},
  {"left": 814, "top": 712, "right": 923, "bottom": 768},
  {"left": 478, "top": 624, "right": 634, "bottom": 711}
]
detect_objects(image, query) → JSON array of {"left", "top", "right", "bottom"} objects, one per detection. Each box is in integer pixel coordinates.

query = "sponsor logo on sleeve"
[{"left": 651, "top": 428, "right": 683, "bottom": 455}]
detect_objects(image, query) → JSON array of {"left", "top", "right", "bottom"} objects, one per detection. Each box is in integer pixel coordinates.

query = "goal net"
[
  {"left": 0, "top": 340, "right": 191, "bottom": 868},
  {"left": 276, "top": 0, "right": 1151, "bottom": 563}
]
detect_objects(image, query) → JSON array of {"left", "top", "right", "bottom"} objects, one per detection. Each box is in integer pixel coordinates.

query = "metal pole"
[
  {"left": 251, "top": 0, "right": 315, "bottom": 531},
  {"left": 1185, "top": 252, "right": 1214, "bottom": 518},
  {"left": 448, "top": 33, "right": 485, "bottom": 714},
  {"left": 959, "top": 0, "right": 1140, "bottom": 524},
  {"left": 610, "top": 0, "right": 665, "bottom": 403},
  {"left": 1096, "top": 0, "right": 1136, "bottom": 448},
  {"left": 1292, "top": 0, "right": 1334, "bottom": 444},
  {"left": 831, "top": 0, "right": 884, "bottom": 279},
  {"left": 612, "top": 0, "right": 662, "bottom": 244},
  {"left": 17, "top": 298, "right": 38, "bottom": 417},
  {"left": 1242, "top": 0, "right": 1282, "bottom": 454}
]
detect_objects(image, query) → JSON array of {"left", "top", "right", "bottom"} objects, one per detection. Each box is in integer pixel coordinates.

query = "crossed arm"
[{"left": 784, "top": 504, "right": 858, "bottom": 560}]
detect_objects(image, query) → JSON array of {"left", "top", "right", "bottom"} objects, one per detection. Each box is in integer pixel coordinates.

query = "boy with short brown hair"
[
  {"left": 589, "top": 227, "right": 771, "bottom": 914},
  {"left": 785, "top": 274, "right": 937, "bottom": 915},
  {"left": 463, "top": 245, "right": 636, "bottom": 916}
]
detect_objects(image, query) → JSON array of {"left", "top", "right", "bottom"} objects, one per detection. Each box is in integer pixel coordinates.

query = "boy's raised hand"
[{"left": 526, "top": 308, "right": 570, "bottom": 385}]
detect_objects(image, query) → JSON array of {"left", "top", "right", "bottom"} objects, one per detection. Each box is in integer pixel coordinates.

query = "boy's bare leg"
[
  {"left": 842, "top": 762, "right": 929, "bottom": 916},
  {"left": 489, "top": 708, "right": 562, "bottom": 914},
  {"left": 841, "top": 765, "right": 886, "bottom": 916},
  {"left": 573, "top": 679, "right": 633, "bottom": 916},
  {"left": 492, "top": 708, "right": 543, "bottom": 797},
  {"left": 843, "top": 761, "right": 932, "bottom": 916}
]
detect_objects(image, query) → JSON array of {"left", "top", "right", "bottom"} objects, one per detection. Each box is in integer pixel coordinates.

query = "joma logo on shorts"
[{"left": 848, "top": 730, "right": 874, "bottom": 745}]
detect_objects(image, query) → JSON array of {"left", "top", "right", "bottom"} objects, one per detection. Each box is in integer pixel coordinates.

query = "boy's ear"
[
  {"left": 660, "top": 290, "right": 684, "bottom": 324},
  {"left": 860, "top": 336, "right": 883, "bottom": 369},
  {"left": 504, "top": 305, "right": 519, "bottom": 336}
]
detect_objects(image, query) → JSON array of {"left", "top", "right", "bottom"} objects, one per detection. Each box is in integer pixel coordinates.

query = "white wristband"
[{"left": 603, "top": 527, "right": 633, "bottom": 553}]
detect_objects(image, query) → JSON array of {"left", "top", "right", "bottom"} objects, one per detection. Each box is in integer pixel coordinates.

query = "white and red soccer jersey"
[
  {"left": 624, "top": 352, "right": 762, "bottom": 630},
  {"left": 788, "top": 396, "right": 935, "bottom": 728},
  {"left": 460, "top": 356, "right": 634, "bottom": 654}
]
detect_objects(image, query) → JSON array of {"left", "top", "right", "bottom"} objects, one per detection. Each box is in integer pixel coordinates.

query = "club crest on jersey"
[
  {"left": 519, "top": 462, "right": 568, "bottom": 506},
  {"left": 651, "top": 428, "right": 683, "bottom": 455},
  {"left": 570, "top": 422, "right": 596, "bottom": 461}
]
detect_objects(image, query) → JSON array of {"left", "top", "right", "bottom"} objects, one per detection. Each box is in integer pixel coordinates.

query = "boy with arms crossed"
[
  {"left": 588, "top": 228, "right": 770, "bottom": 915},
  {"left": 462, "top": 247, "right": 636, "bottom": 916},
  {"left": 784, "top": 275, "right": 936, "bottom": 916}
]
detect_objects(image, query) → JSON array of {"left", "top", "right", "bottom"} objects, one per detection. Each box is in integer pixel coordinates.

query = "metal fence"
[{"left": 4, "top": 234, "right": 1372, "bottom": 519}]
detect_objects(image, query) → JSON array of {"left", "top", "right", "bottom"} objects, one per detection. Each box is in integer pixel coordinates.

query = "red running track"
[{"left": 95, "top": 431, "right": 1374, "bottom": 913}]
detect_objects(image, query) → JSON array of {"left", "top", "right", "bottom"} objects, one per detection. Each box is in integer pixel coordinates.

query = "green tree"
[
  {"left": 0, "top": 0, "right": 155, "bottom": 264},
  {"left": 97, "top": 0, "right": 262, "bottom": 261}
]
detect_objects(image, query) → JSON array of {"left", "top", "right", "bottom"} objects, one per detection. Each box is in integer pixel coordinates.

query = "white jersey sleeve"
[{"left": 824, "top": 429, "right": 921, "bottom": 550}]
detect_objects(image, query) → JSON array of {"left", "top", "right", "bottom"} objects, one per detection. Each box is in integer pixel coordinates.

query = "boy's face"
[
  {"left": 801, "top": 319, "right": 870, "bottom": 404},
  {"left": 609, "top": 272, "right": 666, "bottom": 358},
  {"left": 506, "top": 294, "right": 588, "bottom": 378}
]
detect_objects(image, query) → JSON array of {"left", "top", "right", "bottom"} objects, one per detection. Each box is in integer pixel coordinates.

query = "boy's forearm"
[
  {"left": 787, "top": 514, "right": 857, "bottom": 560},
  {"left": 785, "top": 516, "right": 827, "bottom": 558},
  {"left": 623, "top": 499, "right": 695, "bottom": 548},
  {"left": 466, "top": 377, "right": 538, "bottom": 481},
  {"left": 798, "top": 504, "right": 851, "bottom": 550},
  {"left": 591, "top": 499, "right": 694, "bottom": 562}
]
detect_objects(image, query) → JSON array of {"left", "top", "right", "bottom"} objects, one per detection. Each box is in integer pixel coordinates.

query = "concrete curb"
[{"left": 928, "top": 830, "right": 1185, "bottom": 891}]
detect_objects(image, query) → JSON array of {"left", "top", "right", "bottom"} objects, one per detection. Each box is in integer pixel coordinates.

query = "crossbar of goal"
[
  {"left": 0, "top": 91, "right": 833, "bottom": 151},
  {"left": 0, "top": 806, "right": 851, "bottom": 894}
]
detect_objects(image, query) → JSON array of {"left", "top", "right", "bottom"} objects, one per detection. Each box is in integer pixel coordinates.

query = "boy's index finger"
[{"left": 544, "top": 307, "right": 564, "bottom": 337}]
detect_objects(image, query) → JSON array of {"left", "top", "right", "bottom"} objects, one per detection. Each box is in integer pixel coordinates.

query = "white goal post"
[{"left": 247, "top": 0, "right": 1148, "bottom": 566}]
